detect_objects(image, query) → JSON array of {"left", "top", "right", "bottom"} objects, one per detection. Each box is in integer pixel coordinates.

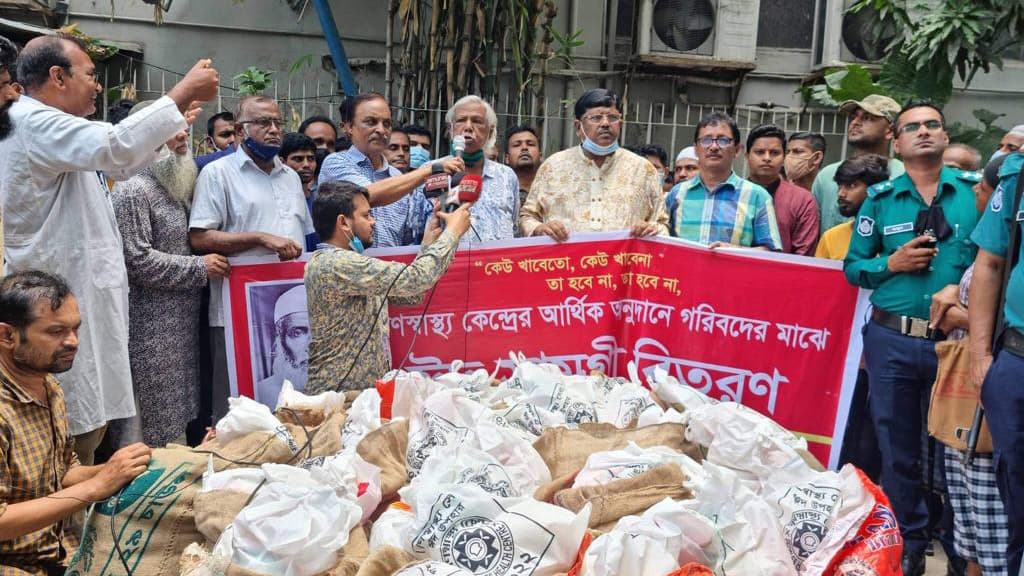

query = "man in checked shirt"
[{"left": 0, "top": 271, "right": 150, "bottom": 575}]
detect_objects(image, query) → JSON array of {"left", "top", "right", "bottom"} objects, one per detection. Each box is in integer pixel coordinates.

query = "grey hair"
[
  {"left": 446, "top": 95, "right": 498, "bottom": 149},
  {"left": 1010, "top": 124, "right": 1024, "bottom": 137}
]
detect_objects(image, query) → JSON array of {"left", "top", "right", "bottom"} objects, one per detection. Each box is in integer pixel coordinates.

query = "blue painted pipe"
[{"left": 311, "top": 0, "right": 359, "bottom": 96}]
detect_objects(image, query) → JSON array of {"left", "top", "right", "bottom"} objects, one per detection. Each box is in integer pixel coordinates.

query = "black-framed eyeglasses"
[
  {"left": 899, "top": 119, "right": 943, "bottom": 134},
  {"left": 241, "top": 117, "right": 284, "bottom": 129},
  {"left": 697, "top": 136, "right": 733, "bottom": 149}
]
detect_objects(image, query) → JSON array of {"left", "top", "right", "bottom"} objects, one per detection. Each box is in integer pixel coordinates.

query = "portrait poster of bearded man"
[{"left": 252, "top": 283, "right": 310, "bottom": 405}]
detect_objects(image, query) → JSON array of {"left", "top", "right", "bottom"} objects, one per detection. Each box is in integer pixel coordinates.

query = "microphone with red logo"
[
  {"left": 424, "top": 136, "right": 467, "bottom": 199},
  {"left": 444, "top": 173, "right": 482, "bottom": 213}
]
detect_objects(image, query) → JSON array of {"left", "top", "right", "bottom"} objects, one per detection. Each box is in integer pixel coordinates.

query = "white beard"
[{"left": 151, "top": 148, "right": 198, "bottom": 209}]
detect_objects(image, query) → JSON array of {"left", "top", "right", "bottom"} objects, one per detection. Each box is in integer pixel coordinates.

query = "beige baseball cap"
[{"left": 838, "top": 94, "right": 902, "bottom": 122}]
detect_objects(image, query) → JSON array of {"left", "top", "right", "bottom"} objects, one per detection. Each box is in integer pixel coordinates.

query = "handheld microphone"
[
  {"left": 453, "top": 135, "right": 466, "bottom": 159},
  {"left": 445, "top": 174, "right": 482, "bottom": 212},
  {"left": 423, "top": 173, "right": 450, "bottom": 199}
]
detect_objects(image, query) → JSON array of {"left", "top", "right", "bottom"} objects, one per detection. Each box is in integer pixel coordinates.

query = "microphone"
[
  {"left": 445, "top": 174, "right": 482, "bottom": 212},
  {"left": 453, "top": 135, "right": 466, "bottom": 159},
  {"left": 423, "top": 173, "right": 450, "bottom": 199}
]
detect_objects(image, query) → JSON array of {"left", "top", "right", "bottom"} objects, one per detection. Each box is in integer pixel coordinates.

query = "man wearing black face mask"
[
  {"left": 844, "top": 101, "right": 981, "bottom": 576},
  {"left": 189, "top": 95, "right": 313, "bottom": 421}
]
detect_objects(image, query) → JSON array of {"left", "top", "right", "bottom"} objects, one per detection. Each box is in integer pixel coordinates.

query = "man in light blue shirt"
[{"left": 318, "top": 92, "right": 463, "bottom": 247}]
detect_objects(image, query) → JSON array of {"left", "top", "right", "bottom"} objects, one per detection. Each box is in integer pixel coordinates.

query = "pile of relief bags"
[{"left": 64, "top": 355, "right": 903, "bottom": 576}]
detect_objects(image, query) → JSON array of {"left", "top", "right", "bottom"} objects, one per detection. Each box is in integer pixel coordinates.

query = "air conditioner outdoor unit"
[
  {"left": 637, "top": 0, "right": 761, "bottom": 64},
  {"left": 812, "top": 0, "right": 893, "bottom": 69}
]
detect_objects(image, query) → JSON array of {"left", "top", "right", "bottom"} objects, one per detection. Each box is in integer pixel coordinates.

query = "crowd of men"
[{"left": 1, "top": 32, "right": 1024, "bottom": 576}]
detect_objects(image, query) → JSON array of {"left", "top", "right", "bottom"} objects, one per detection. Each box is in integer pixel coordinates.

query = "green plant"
[
  {"left": 946, "top": 109, "right": 1007, "bottom": 163},
  {"left": 234, "top": 66, "right": 273, "bottom": 96},
  {"left": 58, "top": 24, "right": 119, "bottom": 61},
  {"left": 801, "top": 64, "right": 884, "bottom": 107},
  {"left": 288, "top": 54, "right": 314, "bottom": 77},
  {"left": 851, "top": 0, "right": 1024, "bottom": 96}
]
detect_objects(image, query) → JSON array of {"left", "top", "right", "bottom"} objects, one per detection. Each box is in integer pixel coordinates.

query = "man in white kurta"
[{"left": 0, "top": 34, "right": 220, "bottom": 462}]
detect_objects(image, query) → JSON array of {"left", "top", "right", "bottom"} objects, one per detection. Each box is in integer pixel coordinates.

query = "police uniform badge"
[
  {"left": 991, "top": 185, "right": 1004, "bottom": 212},
  {"left": 857, "top": 216, "right": 875, "bottom": 237}
]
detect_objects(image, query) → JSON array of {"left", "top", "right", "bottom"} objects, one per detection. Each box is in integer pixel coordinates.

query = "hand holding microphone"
[
  {"left": 437, "top": 203, "right": 473, "bottom": 237},
  {"left": 445, "top": 173, "right": 483, "bottom": 213}
]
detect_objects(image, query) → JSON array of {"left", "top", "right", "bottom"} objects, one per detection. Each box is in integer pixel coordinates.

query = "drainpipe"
[{"left": 311, "top": 0, "right": 359, "bottom": 96}]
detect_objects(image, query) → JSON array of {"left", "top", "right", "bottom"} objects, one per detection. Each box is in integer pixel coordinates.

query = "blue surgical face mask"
[
  {"left": 243, "top": 131, "right": 281, "bottom": 162},
  {"left": 346, "top": 229, "right": 367, "bottom": 254},
  {"left": 581, "top": 136, "right": 620, "bottom": 157},
  {"left": 410, "top": 145, "right": 431, "bottom": 169}
]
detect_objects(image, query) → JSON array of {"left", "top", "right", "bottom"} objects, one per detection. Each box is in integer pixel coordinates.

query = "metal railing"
[{"left": 101, "top": 58, "right": 850, "bottom": 162}]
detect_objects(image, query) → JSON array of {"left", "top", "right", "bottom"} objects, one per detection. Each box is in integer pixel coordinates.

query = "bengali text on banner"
[{"left": 222, "top": 232, "right": 869, "bottom": 468}]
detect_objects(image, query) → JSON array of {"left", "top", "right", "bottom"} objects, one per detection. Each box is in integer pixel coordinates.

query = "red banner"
[{"left": 223, "top": 232, "right": 868, "bottom": 468}]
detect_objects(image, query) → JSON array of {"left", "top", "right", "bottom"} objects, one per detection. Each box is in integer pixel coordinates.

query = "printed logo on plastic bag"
[
  {"left": 408, "top": 410, "right": 470, "bottom": 476},
  {"left": 411, "top": 493, "right": 553, "bottom": 576},
  {"left": 548, "top": 385, "right": 596, "bottom": 425},
  {"left": 777, "top": 483, "right": 841, "bottom": 571},
  {"left": 458, "top": 464, "right": 516, "bottom": 498}
]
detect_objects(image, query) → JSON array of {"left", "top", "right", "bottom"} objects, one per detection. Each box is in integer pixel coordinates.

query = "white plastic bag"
[
  {"left": 342, "top": 388, "right": 383, "bottom": 450},
  {"left": 684, "top": 401, "right": 810, "bottom": 487},
  {"left": 231, "top": 482, "right": 361, "bottom": 576},
  {"left": 309, "top": 450, "right": 383, "bottom": 522},
  {"left": 199, "top": 455, "right": 265, "bottom": 493},
  {"left": 407, "top": 483, "right": 590, "bottom": 576},
  {"left": 647, "top": 367, "right": 716, "bottom": 411},
  {"left": 595, "top": 382, "right": 657, "bottom": 428},
  {"left": 369, "top": 503, "right": 416, "bottom": 552},
  {"left": 581, "top": 498, "right": 719, "bottom": 576},
  {"left": 394, "top": 561, "right": 475, "bottom": 576},
  {"left": 573, "top": 442, "right": 701, "bottom": 488},
  {"left": 215, "top": 395, "right": 289, "bottom": 442},
  {"left": 275, "top": 380, "right": 346, "bottom": 416},
  {"left": 683, "top": 461, "right": 796, "bottom": 576},
  {"left": 402, "top": 440, "right": 546, "bottom": 502},
  {"left": 391, "top": 370, "right": 444, "bottom": 420}
]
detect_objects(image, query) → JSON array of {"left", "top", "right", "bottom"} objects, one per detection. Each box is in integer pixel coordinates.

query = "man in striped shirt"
[{"left": 666, "top": 112, "right": 782, "bottom": 250}]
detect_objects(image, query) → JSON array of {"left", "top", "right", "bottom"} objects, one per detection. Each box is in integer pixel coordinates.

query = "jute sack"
[
  {"left": 194, "top": 489, "right": 252, "bottom": 544},
  {"left": 192, "top": 412, "right": 348, "bottom": 548},
  {"left": 64, "top": 445, "right": 206, "bottom": 576},
  {"left": 199, "top": 411, "right": 346, "bottom": 467},
  {"left": 356, "top": 418, "right": 410, "bottom": 500},
  {"left": 325, "top": 524, "right": 370, "bottom": 576},
  {"left": 553, "top": 464, "right": 692, "bottom": 531},
  {"left": 353, "top": 546, "right": 415, "bottom": 576},
  {"left": 532, "top": 423, "right": 702, "bottom": 480}
]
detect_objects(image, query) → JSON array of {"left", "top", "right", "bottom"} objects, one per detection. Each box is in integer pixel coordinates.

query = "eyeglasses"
[
  {"left": 241, "top": 117, "right": 284, "bottom": 129},
  {"left": 697, "top": 136, "right": 734, "bottom": 149},
  {"left": 899, "top": 119, "right": 943, "bottom": 134},
  {"left": 582, "top": 113, "right": 623, "bottom": 125},
  {"left": 69, "top": 67, "right": 100, "bottom": 83}
]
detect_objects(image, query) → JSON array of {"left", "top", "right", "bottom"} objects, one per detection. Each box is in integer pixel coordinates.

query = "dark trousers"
[
  {"left": 980, "top": 348, "right": 1024, "bottom": 575},
  {"left": 838, "top": 368, "right": 882, "bottom": 483},
  {"left": 862, "top": 320, "right": 938, "bottom": 556}
]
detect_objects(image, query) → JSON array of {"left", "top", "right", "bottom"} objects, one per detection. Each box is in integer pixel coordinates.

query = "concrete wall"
[{"left": 6, "top": 0, "right": 1020, "bottom": 157}]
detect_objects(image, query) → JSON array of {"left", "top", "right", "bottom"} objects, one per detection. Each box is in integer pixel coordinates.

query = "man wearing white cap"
[
  {"left": 812, "top": 94, "right": 905, "bottom": 233},
  {"left": 673, "top": 146, "right": 699, "bottom": 185},
  {"left": 256, "top": 284, "right": 310, "bottom": 405}
]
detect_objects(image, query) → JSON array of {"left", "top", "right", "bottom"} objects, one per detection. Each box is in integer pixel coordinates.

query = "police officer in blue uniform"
[
  {"left": 968, "top": 149, "right": 1024, "bottom": 575},
  {"left": 845, "top": 101, "right": 981, "bottom": 576}
]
